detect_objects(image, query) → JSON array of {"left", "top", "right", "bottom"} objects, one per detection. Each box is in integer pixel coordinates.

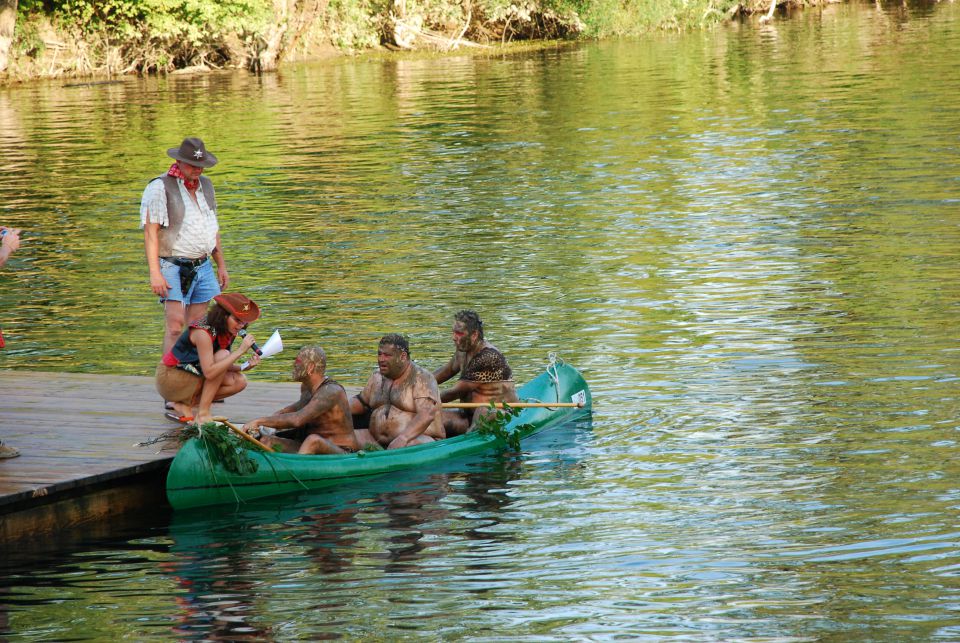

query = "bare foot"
[{"left": 172, "top": 402, "right": 193, "bottom": 417}]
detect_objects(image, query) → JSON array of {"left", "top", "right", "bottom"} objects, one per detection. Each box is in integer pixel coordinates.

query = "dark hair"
[
  {"left": 379, "top": 333, "right": 410, "bottom": 357},
  {"left": 454, "top": 310, "right": 484, "bottom": 339},
  {"left": 207, "top": 301, "right": 232, "bottom": 336}
]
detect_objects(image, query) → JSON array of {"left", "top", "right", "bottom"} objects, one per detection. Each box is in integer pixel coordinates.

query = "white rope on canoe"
[
  {"left": 524, "top": 353, "right": 564, "bottom": 408},
  {"left": 546, "top": 352, "right": 563, "bottom": 404}
]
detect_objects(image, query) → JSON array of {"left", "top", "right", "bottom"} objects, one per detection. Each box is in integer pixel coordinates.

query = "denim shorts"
[{"left": 159, "top": 257, "right": 221, "bottom": 305}]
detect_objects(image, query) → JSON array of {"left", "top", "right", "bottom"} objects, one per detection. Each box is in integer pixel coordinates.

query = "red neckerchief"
[
  {"left": 167, "top": 162, "right": 200, "bottom": 191},
  {"left": 191, "top": 317, "right": 235, "bottom": 351}
]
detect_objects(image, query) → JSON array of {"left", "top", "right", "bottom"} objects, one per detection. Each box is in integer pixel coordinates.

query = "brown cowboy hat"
[
  {"left": 167, "top": 137, "right": 218, "bottom": 168},
  {"left": 214, "top": 293, "right": 260, "bottom": 323}
]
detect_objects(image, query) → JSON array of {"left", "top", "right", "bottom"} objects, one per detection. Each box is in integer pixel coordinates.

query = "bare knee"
[
  {"left": 163, "top": 306, "right": 187, "bottom": 350},
  {"left": 299, "top": 434, "right": 320, "bottom": 454},
  {"left": 299, "top": 434, "right": 340, "bottom": 455},
  {"left": 165, "top": 303, "right": 186, "bottom": 329},
  {"left": 230, "top": 375, "right": 248, "bottom": 394},
  {"left": 217, "top": 372, "right": 247, "bottom": 400},
  {"left": 164, "top": 318, "right": 185, "bottom": 343},
  {"left": 443, "top": 411, "right": 471, "bottom": 436},
  {"left": 354, "top": 429, "right": 378, "bottom": 448}
]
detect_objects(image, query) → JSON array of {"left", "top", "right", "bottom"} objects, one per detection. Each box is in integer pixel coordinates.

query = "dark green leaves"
[{"left": 472, "top": 403, "right": 532, "bottom": 452}]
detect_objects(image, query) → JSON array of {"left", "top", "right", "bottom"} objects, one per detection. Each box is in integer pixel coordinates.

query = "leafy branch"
[
  {"left": 472, "top": 402, "right": 532, "bottom": 451},
  {"left": 180, "top": 421, "right": 260, "bottom": 475}
]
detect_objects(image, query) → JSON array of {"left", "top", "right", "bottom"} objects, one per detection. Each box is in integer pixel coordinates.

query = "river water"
[{"left": 3, "top": 1, "right": 960, "bottom": 639}]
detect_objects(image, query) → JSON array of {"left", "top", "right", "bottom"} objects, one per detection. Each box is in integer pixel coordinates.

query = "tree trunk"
[
  {"left": 255, "top": 0, "right": 327, "bottom": 72},
  {"left": 0, "top": 0, "right": 17, "bottom": 73}
]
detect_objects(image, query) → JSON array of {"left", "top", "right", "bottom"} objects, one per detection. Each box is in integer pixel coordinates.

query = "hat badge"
[
  {"left": 242, "top": 303, "right": 250, "bottom": 311},
  {"left": 193, "top": 149, "right": 204, "bottom": 159}
]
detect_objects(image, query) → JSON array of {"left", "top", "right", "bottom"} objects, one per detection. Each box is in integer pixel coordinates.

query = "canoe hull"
[{"left": 166, "top": 361, "right": 590, "bottom": 510}]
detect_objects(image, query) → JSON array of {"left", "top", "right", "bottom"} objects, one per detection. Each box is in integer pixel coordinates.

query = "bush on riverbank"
[{"left": 0, "top": 0, "right": 809, "bottom": 82}]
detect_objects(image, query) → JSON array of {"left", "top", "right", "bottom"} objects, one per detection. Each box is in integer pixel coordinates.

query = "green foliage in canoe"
[
  {"left": 180, "top": 422, "right": 260, "bottom": 476},
  {"left": 472, "top": 402, "right": 533, "bottom": 452}
]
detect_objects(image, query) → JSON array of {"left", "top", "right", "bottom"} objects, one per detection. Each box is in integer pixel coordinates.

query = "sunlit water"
[{"left": 3, "top": 1, "right": 960, "bottom": 639}]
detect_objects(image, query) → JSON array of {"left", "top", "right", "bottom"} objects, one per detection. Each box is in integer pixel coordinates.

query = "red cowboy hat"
[{"left": 214, "top": 293, "right": 260, "bottom": 323}]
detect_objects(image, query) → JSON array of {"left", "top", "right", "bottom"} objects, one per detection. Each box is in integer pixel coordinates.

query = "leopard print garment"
[{"left": 462, "top": 347, "right": 513, "bottom": 382}]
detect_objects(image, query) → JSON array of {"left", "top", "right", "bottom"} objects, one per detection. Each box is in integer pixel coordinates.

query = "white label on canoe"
[{"left": 571, "top": 390, "right": 587, "bottom": 406}]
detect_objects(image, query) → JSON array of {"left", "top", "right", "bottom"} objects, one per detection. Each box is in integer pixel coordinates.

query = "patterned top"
[
  {"left": 462, "top": 347, "right": 513, "bottom": 382},
  {"left": 140, "top": 177, "right": 218, "bottom": 258},
  {"left": 161, "top": 318, "right": 235, "bottom": 375}
]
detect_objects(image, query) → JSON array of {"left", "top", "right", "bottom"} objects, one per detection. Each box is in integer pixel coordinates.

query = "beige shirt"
[{"left": 140, "top": 177, "right": 219, "bottom": 258}]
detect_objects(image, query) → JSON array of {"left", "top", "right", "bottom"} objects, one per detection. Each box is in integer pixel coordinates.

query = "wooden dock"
[{"left": 0, "top": 370, "right": 311, "bottom": 543}]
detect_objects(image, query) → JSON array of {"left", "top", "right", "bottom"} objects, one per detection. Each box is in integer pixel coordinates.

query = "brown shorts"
[{"left": 155, "top": 363, "right": 203, "bottom": 406}]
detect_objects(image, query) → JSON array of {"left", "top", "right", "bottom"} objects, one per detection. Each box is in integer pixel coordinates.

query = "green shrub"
[{"left": 326, "top": 0, "right": 385, "bottom": 50}]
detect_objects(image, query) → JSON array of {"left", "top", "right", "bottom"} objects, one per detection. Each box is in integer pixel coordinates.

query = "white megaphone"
[
  {"left": 240, "top": 330, "right": 283, "bottom": 371},
  {"left": 260, "top": 330, "right": 283, "bottom": 358}
]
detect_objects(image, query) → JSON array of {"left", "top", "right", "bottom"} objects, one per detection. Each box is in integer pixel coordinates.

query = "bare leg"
[
  {"left": 354, "top": 429, "right": 379, "bottom": 448},
  {"left": 170, "top": 401, "right": 193, "bottom": 417},
  {"left": 441, "top": 409, "right": 471, "bottom": 436},
  {"left": 185, "top": 302, "right": 207, "bottom": 326},
  {"left": 215, "top": 370, "right": 248, "bottom": 399},
  {"left": 195, "top": 349, "right": 242, "bottom": 424},
  {"left": 405, "top": 435, "right": 436, "bottom": 447},
  {"left": 163, "top": 302, "right": 210, "bottom": 355},
  {"left": 299, "top": 434, "right": 347, "bottom": 455},
  {"left": 260, "top": 435, "right": 302, "bottom": 454},
  {"left": 162, "top": 301, "right": 187, "bottom": 354}
]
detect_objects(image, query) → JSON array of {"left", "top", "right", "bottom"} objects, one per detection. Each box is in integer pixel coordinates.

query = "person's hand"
[
  {"left": 1, "top": 228, "right": 21, "bottom": 253},
  {"left": 388, "top": 434, "right": 410, "bottom": 450},
  {"left": 245, "top": 353, "right": 262, "bottom": 369},
  {"left": 239, "top": 331, "right": 258, "bottom": 352},
  {"left": 149, "top": 271, "right": 171, "bottom": 297},
  {"left": 242, "top": 420, "right": 262, "bottom": 438},
  {"left": 217, "top": 265, "right": 229, "bottom": 289}
]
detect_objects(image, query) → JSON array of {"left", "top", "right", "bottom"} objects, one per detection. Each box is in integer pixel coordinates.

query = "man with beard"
[
  {"left": 434, "top": 310, "right": 519, "bottom": 435},
  {"left": 242, "top": 345, "right": 359, "bottom": 454},
  {"left": 350, "top": 334, "right": 445, "bottom": 449}
]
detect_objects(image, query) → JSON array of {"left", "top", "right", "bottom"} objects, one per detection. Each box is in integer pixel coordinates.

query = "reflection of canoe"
[{"left": 166, "top": 361, "right": 592, "bottom": 510}]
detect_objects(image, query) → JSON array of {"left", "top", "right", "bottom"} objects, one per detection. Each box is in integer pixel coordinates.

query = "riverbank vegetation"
[{"left": 0, "top": 0, "right": 816, "bottom": 83}]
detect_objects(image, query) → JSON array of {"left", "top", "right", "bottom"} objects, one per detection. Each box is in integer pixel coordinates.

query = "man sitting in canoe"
[
  {"left": 242, "top": 346, "right": 360, "bottom": 454},
  {"left": 350, "top": 334, "right": 445, "bottom": 449},
  {"left": 434, "top": 310, "right": 519, "bottom": 435}
]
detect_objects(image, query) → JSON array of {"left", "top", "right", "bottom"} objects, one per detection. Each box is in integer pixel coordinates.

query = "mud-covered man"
[
  {"left": 434, "top": 310, "right": 519, "bottom": 435},
  {"left": 351, "top": 334, "right": 445, "bottom": 449},
  {"left": 243, "top": 345, "right": 359, "bottom": 454}
]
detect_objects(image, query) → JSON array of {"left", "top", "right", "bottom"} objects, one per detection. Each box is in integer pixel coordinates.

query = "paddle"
[
  {"left": 211, "top": 416, "right": 272, "bottom": 451},
  {"left": 441, "top": 402, "right": 585, "bottom": 409}
]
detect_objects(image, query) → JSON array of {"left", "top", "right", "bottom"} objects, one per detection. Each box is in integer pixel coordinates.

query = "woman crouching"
[{"left": 156, "top": 293, "right": 261, "bottom": 425}]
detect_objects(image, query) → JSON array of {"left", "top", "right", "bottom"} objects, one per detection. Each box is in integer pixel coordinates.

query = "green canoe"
[{"left": 166, "top": 360, "right": 591, "bottom": 510}]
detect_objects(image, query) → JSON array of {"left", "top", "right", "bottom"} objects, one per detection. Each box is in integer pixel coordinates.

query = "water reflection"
[
  {"left": 160, "top": 427, "right": 585, "bottom": 639},
  {"left": 166, "top": 537, "right": 276, "bottom": 641}
]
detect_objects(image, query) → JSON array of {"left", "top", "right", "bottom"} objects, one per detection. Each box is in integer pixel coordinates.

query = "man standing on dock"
[
  {"left": 0, "top": 224, "right": 21, "bottom": 458},
  {"left": 140, "top": 137, "right": 230, "bottom": 366},
  {"left": 434, "top": 310, "right": 519, "bottom": 435}
]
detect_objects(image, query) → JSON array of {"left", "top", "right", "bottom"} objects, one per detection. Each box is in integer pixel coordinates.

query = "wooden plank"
[{"left": 0, "top": 369, "right": 347, "bottom": 541}]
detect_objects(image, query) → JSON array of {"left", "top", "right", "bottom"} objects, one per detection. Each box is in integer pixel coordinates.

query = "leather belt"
[{"left": 163, "top": 255, "right": 208, "bottom": 268}]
